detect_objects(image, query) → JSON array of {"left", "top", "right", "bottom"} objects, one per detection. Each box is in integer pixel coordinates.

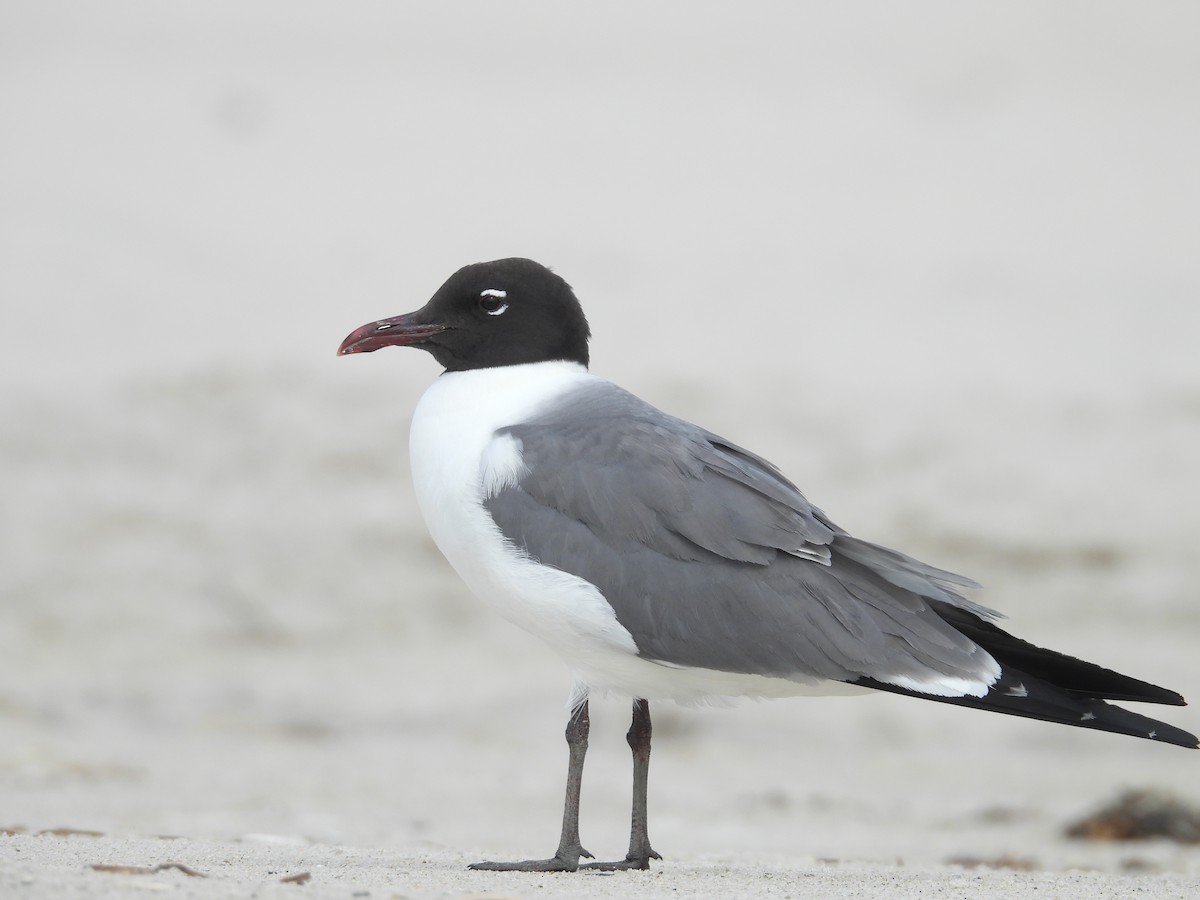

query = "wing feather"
[{"left": 486, "top": 381, "right": 998, "bottom": 690}]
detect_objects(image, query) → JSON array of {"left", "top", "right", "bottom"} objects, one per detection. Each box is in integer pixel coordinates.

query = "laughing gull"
[{"left": 338, "top": 257, "right": 1197, "bottom": 871}]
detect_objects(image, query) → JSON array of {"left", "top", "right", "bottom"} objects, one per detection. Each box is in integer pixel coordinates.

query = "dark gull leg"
[
  {"left": 581, "top": 698, "right": 662, "bottom": 870},
  {"left": 469, "top": 700, "right": 595, "bottom": 872}
]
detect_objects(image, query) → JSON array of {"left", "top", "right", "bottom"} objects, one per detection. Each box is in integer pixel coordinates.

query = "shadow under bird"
[{"left": 338, "top": 257, "right": 1197, "bottom": 872}]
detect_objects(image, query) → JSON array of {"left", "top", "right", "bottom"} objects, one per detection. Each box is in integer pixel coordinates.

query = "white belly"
[{"left": 407, "top": 362, "right": 858, "bottom": 703}]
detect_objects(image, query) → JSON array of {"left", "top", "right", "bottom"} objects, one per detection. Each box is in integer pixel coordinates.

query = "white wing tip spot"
[
  {"left": 1004, "top": 682, "right": 1029, "bottom": 698},
  {"left": 1081, "top": 711, "right": 1096, "bottom": 721},
  {"left": 885, "top": 673, "right": 992, "bottom": 699}
]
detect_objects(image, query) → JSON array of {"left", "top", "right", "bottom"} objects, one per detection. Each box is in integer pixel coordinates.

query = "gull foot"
[
  {"left": 580, "top": 848, "right": 662, "bottom": 871},
  {"left": 469, "top": 846, "right": 594, "bottom": 873}
]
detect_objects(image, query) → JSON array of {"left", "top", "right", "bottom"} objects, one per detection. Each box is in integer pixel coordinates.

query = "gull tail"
[{"left": 857, "top": 606, "right": 1198, "bottom": 749}]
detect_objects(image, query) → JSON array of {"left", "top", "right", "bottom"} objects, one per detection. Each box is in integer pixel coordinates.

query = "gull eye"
[{"left": 478, "top": 289, "right": 509, "bottom": 316}]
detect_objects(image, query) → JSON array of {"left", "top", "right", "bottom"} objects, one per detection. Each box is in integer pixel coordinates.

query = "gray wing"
[{"left": 486, "top": 380, "right": 1000, "bottom": 688}]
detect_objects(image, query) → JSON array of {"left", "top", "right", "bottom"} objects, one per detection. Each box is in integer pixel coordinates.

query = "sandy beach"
[{"left": 3, "top": 3, "right": 1199, "bottom": 896}]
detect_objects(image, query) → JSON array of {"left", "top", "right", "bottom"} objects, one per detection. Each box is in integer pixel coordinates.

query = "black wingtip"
[
  {"left": 1145, "top": 719, "right": 1199, "bottom": 750},
  {"left": 857, "top": 670, "right": 1199, "bottom": 750},
  {"left": 1151, "top": 724, "right": 1199, "bottom": 749},
  {"left": 932, "top": 605, "right": 1190, "bottom": 707}
]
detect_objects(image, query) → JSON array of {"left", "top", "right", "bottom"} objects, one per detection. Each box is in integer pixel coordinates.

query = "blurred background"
[{"left": 1, "top": 0, "right": 1197, "bottom": 871}]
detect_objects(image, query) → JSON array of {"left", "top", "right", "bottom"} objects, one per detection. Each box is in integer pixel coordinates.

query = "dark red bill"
[{"left": 337, "top": 313, "right": 449, "bottom": 356}]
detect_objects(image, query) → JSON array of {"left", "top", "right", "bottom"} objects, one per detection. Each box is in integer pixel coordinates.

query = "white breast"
[{"left": 408, "top": 362, "right": 643, "bottom": 668}]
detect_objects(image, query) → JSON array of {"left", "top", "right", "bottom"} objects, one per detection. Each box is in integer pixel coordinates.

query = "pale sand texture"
[{"left": 2, "top": 2, "right": 1199, "bottom": 897}]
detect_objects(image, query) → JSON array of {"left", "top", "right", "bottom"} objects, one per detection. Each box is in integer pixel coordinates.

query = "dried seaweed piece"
[
  {"left": 156, "top": 863, "right": 206, "bottom": 878},
  {"left": 946, "top": 854, "right": 1036, "bottom": 871},
  {"left": 1065, "top": 789, "right": 1200, "bottom": 843},
  {"left": 39, "top": 827, "right": 104, "bottom": 837},
  {"left": 280, "top": 872, "right": 312, "bottom": 884},
  {"left": 90, "top": 863, "right": 207, "bottom": 877}
]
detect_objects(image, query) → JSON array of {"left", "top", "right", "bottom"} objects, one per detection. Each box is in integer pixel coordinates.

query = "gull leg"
[
  {"left": 469, "top": 699, "right": 595, "bottom": 872},
  {"left": 581, "top": 698, "right": 662, "bottom": 870}
]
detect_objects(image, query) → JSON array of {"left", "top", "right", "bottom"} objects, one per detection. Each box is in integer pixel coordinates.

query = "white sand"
[{"left": 2, "top": 2, "right": 1199, "bottom": 896}]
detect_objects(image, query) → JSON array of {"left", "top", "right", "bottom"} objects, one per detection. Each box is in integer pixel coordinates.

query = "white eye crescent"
[{"left": 479, "top": 289, "right": 509, "bottom": 316}]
